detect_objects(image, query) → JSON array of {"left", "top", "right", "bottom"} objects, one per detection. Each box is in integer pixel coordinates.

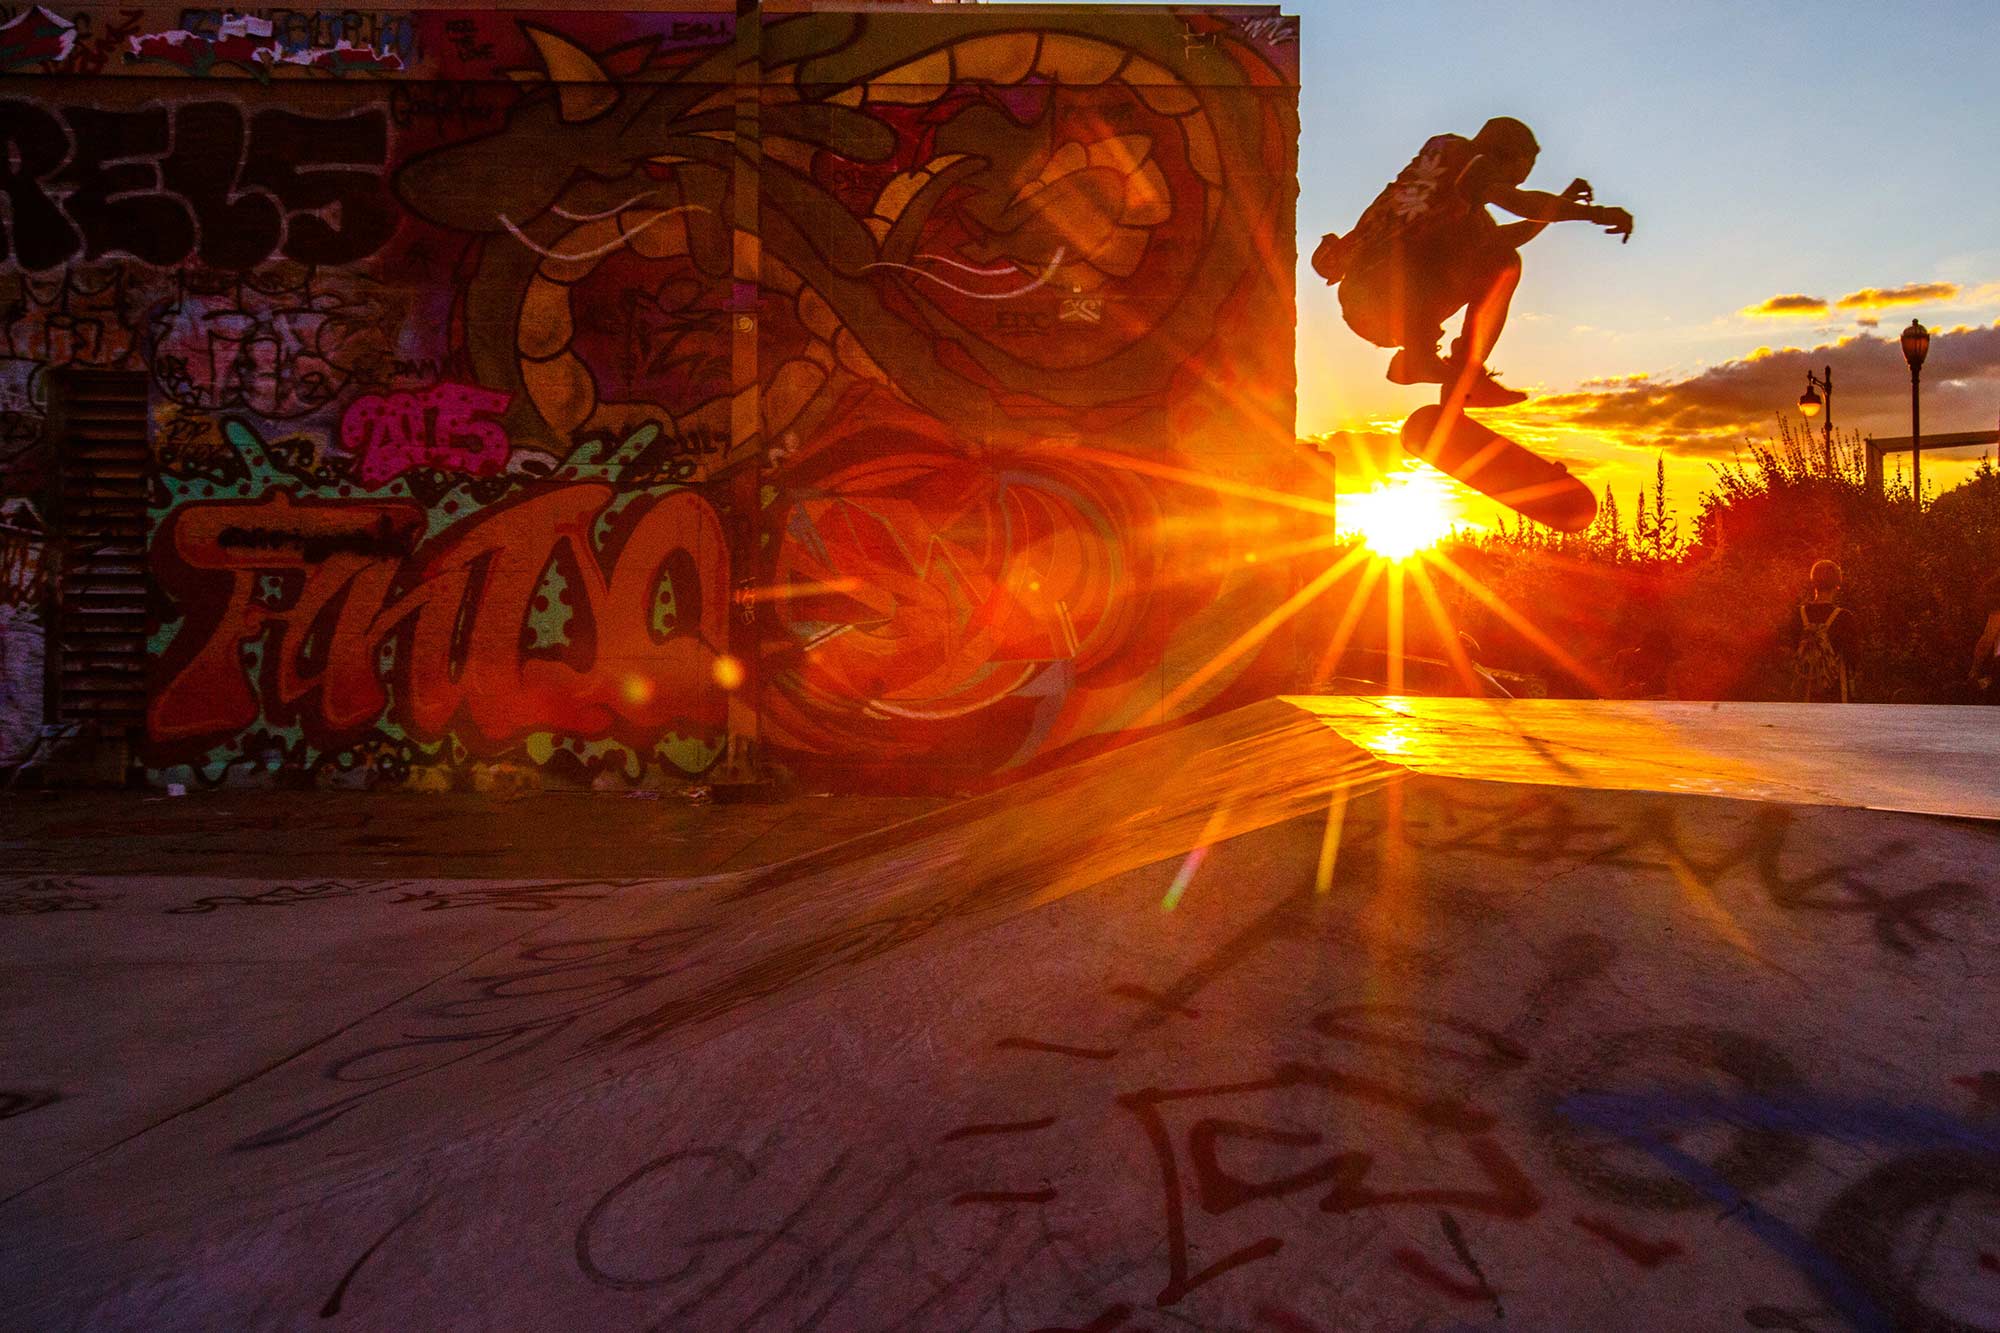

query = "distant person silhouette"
[
  {"left": 1795, "top": 559, "right": 1858, "bottom": 703},
  {"left": 1615, "top": 625, "right": 1675, "bottom": 699},
  {"left": 1970, "top": 570, "right": 2000, "bottom": 700},
  {"left": 1315, "top": 117, "right": 1634, "bottom": 408}
]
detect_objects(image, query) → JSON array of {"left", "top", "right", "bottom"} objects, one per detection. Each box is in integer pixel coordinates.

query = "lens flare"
[{"left": 1343, "top": 467, "right": 1457, "bottom": 562}]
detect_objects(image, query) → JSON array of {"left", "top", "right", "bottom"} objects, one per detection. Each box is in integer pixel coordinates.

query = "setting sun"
[{"left": 1342, "top": 467, "right": 1458, "bottom": 561}]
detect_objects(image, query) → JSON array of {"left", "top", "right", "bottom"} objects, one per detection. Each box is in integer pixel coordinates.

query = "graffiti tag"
[
  {"left": 0, "top": 101, "right": 394, "bottom": 271},
  {"left": 341, "top": 382, "right": 511, "bottom": 484}
]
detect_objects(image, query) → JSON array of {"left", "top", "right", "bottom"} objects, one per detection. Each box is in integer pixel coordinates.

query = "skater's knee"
[{"left": 1469, "top": 250, "right": 1521, "bottom": 305}]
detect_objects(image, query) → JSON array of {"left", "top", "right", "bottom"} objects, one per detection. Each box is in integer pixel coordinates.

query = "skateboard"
[{"left": 1401, "top": 403, "right": 1597, "bottom": 532}]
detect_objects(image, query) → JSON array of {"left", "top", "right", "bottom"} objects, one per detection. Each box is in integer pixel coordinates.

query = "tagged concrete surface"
[{"left": 2, "top": 700, "right": 1998, "bottom": 1332}]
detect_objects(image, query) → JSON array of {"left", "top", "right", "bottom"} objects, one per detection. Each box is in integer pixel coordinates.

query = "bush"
[{"left": 1439, "top": 420, "right": 2000, "bottom": 702}]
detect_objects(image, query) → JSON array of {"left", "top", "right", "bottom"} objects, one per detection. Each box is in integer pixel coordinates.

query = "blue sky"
[
  {"left": 1297, "top": 3, "right": 2000, "bottom": 427},
  {"left": 1000, "top": 0, "right": 2000, "bottom": 522}
]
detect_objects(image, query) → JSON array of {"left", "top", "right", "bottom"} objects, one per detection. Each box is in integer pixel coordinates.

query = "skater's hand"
[
  {"left": 1562, "top": 177, "right": 1594, "bottom": 204},
  {"left": 1594, "top": 205, "right": 1634, "bottom": 243}
]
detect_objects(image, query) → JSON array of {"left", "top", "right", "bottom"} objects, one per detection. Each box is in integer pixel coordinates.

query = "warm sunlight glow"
[{"left": 1343, "top": 468, "right": 1457, "bottom": 562}]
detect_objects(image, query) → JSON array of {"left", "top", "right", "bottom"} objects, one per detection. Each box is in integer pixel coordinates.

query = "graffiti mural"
[
  {"left": 0, "top": 5, "right": 1303, "bottom": 787},
  {"left": 0, "top": 499, "right": 48, "bottom": 762},
  {"left": 759, "top": 398, "right": 1171, "bottom": 769},
  {"left": 0, "top": 355, "right": 47, "bottom": 482},
  {"left": 148, "top": 264, "right": 408, "bottom": 418},
  {"left": 148, "top": 419, "right": 732, "bottom": 786}
]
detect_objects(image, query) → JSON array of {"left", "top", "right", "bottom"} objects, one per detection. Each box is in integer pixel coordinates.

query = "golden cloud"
[
  {"left": 1741, "top": 293, "right": 1828, "bottom": 318},
  {"left": 1834, "top": 281, "right": 1959, "bottom": 310},
  {"left": 1505, "top": 324, "right": 2000, "bottom": 459}
]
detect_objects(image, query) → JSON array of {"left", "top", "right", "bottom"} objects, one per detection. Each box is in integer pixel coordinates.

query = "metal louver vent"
[{"left": 51, "top": 369, "right": 150, "bottom": 735}]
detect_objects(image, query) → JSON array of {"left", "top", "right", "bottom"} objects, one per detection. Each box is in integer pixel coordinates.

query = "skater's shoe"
[
  {"left": 1386, "top": 345, "right": 1450, "bottom": 385},
  {"left": 1447, "top": 363, "right": 1529, "bottom": 408},
  {"left": 1443, "top": 337, "right": 1530, "bottom": 407}
]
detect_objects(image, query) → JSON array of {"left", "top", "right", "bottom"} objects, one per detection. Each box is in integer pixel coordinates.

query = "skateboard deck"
[{"left": 1401, "top": 403, "right": 1597, "bottom": 532}]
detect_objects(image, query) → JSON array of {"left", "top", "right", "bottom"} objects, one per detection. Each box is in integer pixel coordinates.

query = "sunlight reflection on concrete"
[{"left": 1289, "top": 696, "right": 2000, "bottom": 820}]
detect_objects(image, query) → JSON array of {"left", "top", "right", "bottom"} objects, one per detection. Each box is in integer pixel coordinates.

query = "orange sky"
[{"left": 1303, "top": 308, "right": 2000, "bottom": 540}]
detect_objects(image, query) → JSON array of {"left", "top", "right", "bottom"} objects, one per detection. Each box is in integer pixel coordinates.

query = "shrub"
[{"left": 1437, "top": 420, "right": 2000, "bottom": 702}]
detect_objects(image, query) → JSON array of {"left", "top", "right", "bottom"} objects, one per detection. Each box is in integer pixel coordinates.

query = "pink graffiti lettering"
[{"left": 340, "top": 383, "right": 511, "bottom": 484}]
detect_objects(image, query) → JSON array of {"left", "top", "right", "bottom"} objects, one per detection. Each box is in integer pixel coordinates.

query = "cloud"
[
  {"left": 1506, "top": 322, "right": 2000, "bottom": 458},
  {"left": 1834, "top": 281, "right": 1960, "bottom": 310},
  {"left": 1855, "top": 316, "right": 1880, "bottom": 328},
  {"left": 1736, "top": 281, "right": 1978, "bottom": 326},
  {"left": 1742, "top": 293, "right": 1828, "bottom": 318}
]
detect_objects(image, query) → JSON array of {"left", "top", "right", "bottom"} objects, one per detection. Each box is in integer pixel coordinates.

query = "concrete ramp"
[{"left": 3, "top": 700, "right": 1999, "bottom": 1332}]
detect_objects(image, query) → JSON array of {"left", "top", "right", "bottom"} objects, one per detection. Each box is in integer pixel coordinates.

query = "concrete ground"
[{"left": 3, "top": 700, "right": 1999, "bottom": 1332}]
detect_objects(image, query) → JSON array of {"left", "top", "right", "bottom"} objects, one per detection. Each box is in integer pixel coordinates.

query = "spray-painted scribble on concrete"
[{"left": 3, "top": 764, "right": 1993, "bottom": 1328}]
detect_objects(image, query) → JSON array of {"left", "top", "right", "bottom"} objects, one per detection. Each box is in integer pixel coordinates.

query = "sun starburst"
[{"left": 1341, "top": 466, "right": 1458, "bottom": 562}]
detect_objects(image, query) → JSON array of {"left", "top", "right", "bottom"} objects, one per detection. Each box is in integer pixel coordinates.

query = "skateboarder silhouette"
[{"left": 1315, "top": 117, "right": 1634, "bottom": 530}]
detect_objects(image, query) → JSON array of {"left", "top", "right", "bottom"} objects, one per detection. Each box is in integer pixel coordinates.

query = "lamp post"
[
  {"left": 1901, "top": 318, "right": 1930, "bottom": 508},
  {"left": 1797, "top": 365, "right": 1832, "bottom": 473}
]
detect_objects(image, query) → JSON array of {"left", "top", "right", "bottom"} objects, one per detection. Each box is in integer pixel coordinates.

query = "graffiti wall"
[
  {"left": 0, "top": 500, "right": 49, "bottom": 762},
  {"left": 0, "top": 2, "right": 1304, "bottom": 788}
]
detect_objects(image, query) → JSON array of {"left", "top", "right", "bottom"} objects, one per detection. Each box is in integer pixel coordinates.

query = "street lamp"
[
  {"left": 1797, "top": 365, "right": 1832, "bottom": 472},
  {"left": 1901, "top": 318, "right": 1930, "bottom": 507}
]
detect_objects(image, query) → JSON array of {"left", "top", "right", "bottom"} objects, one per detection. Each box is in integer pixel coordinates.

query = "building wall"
[
  {"left": 0, "top": 503, "right": 49, "bottom": 764},
  {"left": 0, "top": 2, "right": 1304, "bottom": 789}
]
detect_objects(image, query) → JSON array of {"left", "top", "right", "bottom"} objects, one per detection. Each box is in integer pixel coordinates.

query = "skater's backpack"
[{"left": 1311, "top": 231, "right": 1352, "bottom": 285}]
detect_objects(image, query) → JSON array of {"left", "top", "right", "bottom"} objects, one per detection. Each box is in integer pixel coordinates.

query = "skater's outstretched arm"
[{"left": 1469, "top": 164, "right": 1633, "bottom": 241}]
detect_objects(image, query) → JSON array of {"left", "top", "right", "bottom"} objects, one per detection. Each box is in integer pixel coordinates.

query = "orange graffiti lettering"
[{"left": 150, "top": 486, "right": 729, "bottom": 756}]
